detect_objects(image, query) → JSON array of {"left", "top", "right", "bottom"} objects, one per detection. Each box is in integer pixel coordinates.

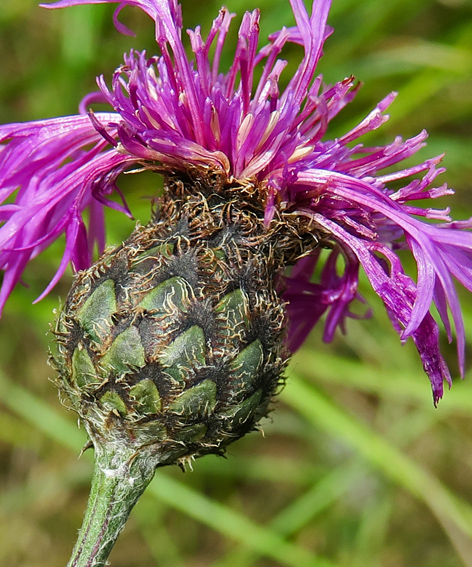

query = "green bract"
[{"left": 53, "top": 181, "right": 290, "bottom": 468}]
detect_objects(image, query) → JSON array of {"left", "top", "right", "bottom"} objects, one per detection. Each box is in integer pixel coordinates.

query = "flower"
[{"left": 1, "top": 0, "right": 472, "bottom": 405}]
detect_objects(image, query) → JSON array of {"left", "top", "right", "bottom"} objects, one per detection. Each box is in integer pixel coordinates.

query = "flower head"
[{"left": 1, "top": 0, "right": 472, "bottom": 404}]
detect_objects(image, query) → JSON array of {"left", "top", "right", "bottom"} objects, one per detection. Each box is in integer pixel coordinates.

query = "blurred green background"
[{"left": 1, "top": 0, "right": 472, "bottom": 566}]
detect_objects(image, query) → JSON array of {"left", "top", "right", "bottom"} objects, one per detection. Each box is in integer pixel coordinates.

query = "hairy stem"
[{"left": 67, "top": 448, "right": 156, "bottom": 567}]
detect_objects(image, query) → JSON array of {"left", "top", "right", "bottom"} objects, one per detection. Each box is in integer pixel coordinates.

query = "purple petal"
[{"left": 0, "top": 114, "right": 138, "bottom": 314}]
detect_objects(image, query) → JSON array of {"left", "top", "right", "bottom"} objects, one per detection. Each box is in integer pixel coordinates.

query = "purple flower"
[{"left": 1, "top": 0, "right": 472, "bottom": 404}]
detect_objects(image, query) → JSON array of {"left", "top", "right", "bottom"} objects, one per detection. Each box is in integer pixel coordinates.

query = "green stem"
[{"left": 67, "top": 448, "right": 156, "bottom": 567}]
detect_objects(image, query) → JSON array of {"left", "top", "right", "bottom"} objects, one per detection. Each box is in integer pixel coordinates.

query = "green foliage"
[{"left": 1, "top": 0, "right": 472, "bottom": 566}]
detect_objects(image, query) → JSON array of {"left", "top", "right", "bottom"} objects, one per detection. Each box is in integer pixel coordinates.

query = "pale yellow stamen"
[
  {"left": 256, "top": 110, "right": 280, "bottom": 152},
  {"left": 236, "top": 113, "right": 255, "bottom": 152},
  {"left": 288, "top": 144, "right": 314, "bottom": 163}
]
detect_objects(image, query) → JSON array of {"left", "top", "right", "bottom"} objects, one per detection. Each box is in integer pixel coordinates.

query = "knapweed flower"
[
  {"left": 2, "top": 0, "right": 472, "bottom": 564},
  {"left": 0, "top": 0, "right": 469, "bottom": 406}
]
